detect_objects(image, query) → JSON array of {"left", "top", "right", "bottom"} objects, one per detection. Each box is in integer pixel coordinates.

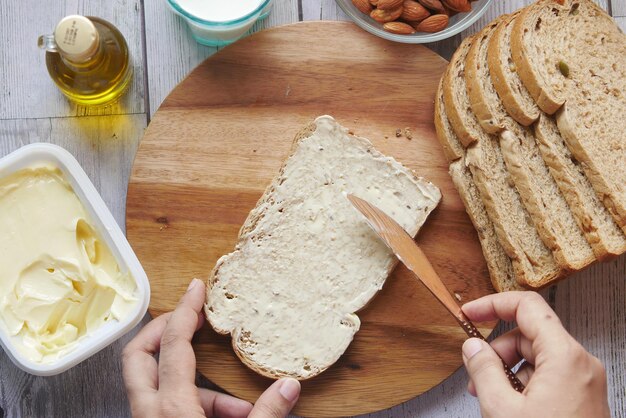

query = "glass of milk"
[{"left": 166, "top": 0, "right": 274, "bottom": 46}]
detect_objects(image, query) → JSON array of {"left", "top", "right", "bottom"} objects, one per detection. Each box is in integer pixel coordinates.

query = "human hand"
[
  {"left": 122, "top": 278, "right": 301, "bottom": 418},
  {"left": 461, "top": 291, "right": 610, "bottom": 418}
]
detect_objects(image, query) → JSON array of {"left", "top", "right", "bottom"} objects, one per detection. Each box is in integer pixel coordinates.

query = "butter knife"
[{"left": 347, "top": 194, "right": 525, "bottom": 393}]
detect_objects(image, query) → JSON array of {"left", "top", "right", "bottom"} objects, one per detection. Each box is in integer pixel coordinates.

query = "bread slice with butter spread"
[{"left": 205, "top": 116, "right": 441, "bottom": 380}]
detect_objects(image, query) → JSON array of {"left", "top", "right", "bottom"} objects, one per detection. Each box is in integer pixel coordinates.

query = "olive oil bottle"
[{"left": 38, "top": 15, "right": 133, "bottom": 107}]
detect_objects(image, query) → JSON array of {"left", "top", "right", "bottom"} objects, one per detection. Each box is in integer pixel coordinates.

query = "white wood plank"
[
  {"left": 616, "top": 16, "right": 626, "bottom": 30},
  {"left": 613, "top": 0, "right": 626, "bottom": 16},
  {"left": 553, "top": 257, "right": 626, "bottom": 418},
  {"left": 301, "top": 0, "right": 350, "bottom": 21},
  {"left": 143, "top": 0, "right": 299, "bottom": 117},
  {"left": 0, "top": 0, "right": 146, "bottom": 119},
  {"left": 0, "top": 115, "right": 147, "bottom": 418}
]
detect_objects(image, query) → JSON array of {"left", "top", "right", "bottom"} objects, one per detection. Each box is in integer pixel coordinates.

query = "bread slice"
[
  {"left": 487, "top": 12, "right": 540, "bottom": 126},
  {"left": 205, "top": 116, "right": 441, "bottom": 380},
  {"left": 442, "top": 35, "right": 564, "bottom": 288},
  {"left": 434, "top": 76, "right": 464, "bottom": 162},
  {"left": 466, "top": 15, "right": 509, "bottom": 134},
  {"left": 435, "top": 76, "right": 520, "bottom": 291},
  {"left": 448, "top": 160, "right": 520, "bottom": 292},
  {"left": 443, "top": 36, "right": 481, "bottom": 148},
  {"left": 511, "top": 0, "right": 626, "bottom": 230},
  {"left": 534, "top": 115, "right": 626, "bottom": 260},
  {"left": 465, "top": 15, "right": 595, "bottom": 272}
]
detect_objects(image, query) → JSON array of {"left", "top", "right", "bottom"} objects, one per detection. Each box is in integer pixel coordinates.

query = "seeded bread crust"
[{"left": 487, "top": 12, "right": 540, "bottom": 126}]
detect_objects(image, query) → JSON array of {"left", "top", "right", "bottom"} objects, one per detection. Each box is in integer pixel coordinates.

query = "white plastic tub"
[{"left": 0, "top": 143, "right": 150, "bottom": 376}]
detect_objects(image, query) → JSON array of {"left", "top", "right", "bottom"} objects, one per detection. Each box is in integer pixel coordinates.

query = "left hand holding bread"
[{"left": 122, "top": 278, "right": 300, "bottom": 418}]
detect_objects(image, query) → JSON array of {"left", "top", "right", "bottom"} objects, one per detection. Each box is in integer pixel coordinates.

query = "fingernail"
[
  {"left": 278, "top": 378, "right": 301, "bottom": 402},
  {"left": 462, "top": 338, "right": 483, "bottom": 360},
  {"left": 187, "top": 278, "right": 200, "bottom": 292}
]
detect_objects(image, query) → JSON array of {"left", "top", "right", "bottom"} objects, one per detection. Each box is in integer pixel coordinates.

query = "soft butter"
[{"left": 0, "top": 166, "right": 137, "bottom": 363}]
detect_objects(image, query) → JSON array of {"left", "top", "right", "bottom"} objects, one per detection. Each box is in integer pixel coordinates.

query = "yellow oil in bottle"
[{"left": 40, "top": 16, "right": 132, "bottom": 107}]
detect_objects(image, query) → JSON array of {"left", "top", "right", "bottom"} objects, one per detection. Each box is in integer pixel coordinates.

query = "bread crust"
[
  {"left": 487, "top": 13, "right": 540, "bottom": 126},
  {"left": 434, "top": 76, "right": 464, "bottom": 162},
  {"left": 510, "top": 1, "right": 565, "bottom": 115},
  {"left": 442, "top": 36, "right": 478, "bottom": 147},
  {"left": 465, "top": 16, "right": 508, "bottom": 134}
]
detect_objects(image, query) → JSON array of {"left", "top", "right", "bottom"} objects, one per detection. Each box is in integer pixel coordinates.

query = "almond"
[
  {"left": 413, "top": 14, "right": 449, "bottom": 32},
  {"left": 401, "top": 0, "right": 430, "bottom": 22},
  {"left": 383, "top": 21, "right": 417, "bottom": 34},
  {"left": 370, "top": 6, "right": 404, "bottom": 22},
  {"left": 377, "top": 0, "right": 404, "bottom": 10},
  {"left": 417, "top": 0, "right": 446, "bottom": 14},
  {"left": 442, "top": 0, "right": 471, "bottom": 12},
  {"left": 351, "top": 0, "right": 373, "bottom": 14}
]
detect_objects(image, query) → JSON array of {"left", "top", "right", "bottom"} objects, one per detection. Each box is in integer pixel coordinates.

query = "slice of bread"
[
  {"left": 512, "top": 0, "right": 626, "bottom": 230},
  {"left": 466, "top": 16, "right": 509, "bottom": 134},
  {"left": 435, "top": 77, "right": 520, "bottom": 291},
  {"left": 534, "top": 115, "right": 626, "bottom": 260},
  {"left": 434, "top": 76, "right": 464, "bottom": 162},
  {"left": 465, "top": 15, "right": 595, "bottom": 272},
  {"left": 443, "top": 37, "right": 481, "bottom": 148},
  {"left": 510, "top": 0, "right": 568, "bottom": 115},
  {"left": 487, "top": 12, "right": 540, "bottom": 126},
  {"left": 205, "top": 116, "right": 441, "bottom": 380},
  {"left": 442, "top": 34, "right": 564, "bottom": 288}
]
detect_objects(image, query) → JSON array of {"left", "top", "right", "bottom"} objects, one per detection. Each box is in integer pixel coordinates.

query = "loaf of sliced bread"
[
  {"left": 465, "top": 15, "right": 595, "bottom": 273},
  {"left": 487, "top": 12, "right": 540, "bottom": 126},
  {"left": 512, "top": 0, "right": 626, "bottom": 230},
  {"left": 442, "top": 36, "right": 563, "bottom": 288},
  {"left": 488, "top": 5, "right": 626, "bottom": 259},
  {"left": 205, "top": 116, "right": 441, "bottom": 379},
  {"left": 534, "top": 115, "right": 626, "bottom": 260},
  {"left": 435, "top": 77, "right": 520, "bottom": 291}
]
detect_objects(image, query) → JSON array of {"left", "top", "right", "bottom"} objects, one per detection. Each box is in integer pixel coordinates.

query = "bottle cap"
[{"left": 53, "top": 15, "right": 99, "bottom": 62}]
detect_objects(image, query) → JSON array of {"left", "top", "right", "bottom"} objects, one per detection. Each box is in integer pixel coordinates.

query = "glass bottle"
[{"left": 38, "top": 15, "right": 133, "bottom": 107}]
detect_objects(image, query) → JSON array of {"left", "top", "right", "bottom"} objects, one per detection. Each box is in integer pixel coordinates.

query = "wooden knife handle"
[{"left": 458, "top": 316, "right": 525, "bottom": 393}]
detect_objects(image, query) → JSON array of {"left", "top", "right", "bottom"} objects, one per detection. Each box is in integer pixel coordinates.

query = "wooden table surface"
[{"left": 0, "top": 1, "right": 624, "bottom": 417}]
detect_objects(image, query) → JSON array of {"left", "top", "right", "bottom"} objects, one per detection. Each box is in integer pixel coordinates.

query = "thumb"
[
  {"left": 462, "top": 338, "right": 519, "bottom": 411},
  {"left": 248, "top": 378, "right": 301, "bottom": 418}
]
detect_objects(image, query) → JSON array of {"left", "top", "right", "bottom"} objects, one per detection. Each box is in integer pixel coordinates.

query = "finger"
[
  {"left": 462, "top": 338, "right": 521, "bottom": 412},
  {"left": 462, "top": 292, "right": 571, "bottom": 355},
  {"left": 159, "top": 278, "right": 207, "bottom": 391},
  {"left": 467, "top": 359, "right": 535, "bottom": 396},
  {"left": 248, "top": 378, "right": 301, "bottom": 418},
  {"left": 490, "top": 328, "right": 535, "bottom": 366},
  {"left": 198, "top": 388, "right": 253, "bottom": 418},
  {"left": 122, "top": 312, "right": 172, "bottom": 393}
]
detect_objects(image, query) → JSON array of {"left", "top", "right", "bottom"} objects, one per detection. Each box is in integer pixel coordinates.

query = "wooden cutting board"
[{"left": 126, "top": 21, "right": 495, "bottom": 417}]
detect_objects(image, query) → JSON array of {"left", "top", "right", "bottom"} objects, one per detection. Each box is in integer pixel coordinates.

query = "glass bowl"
[
  {"left": 166, "top": 0, "right": 274, "bottom": 47},
  {"left": 335, "top": 0, "right": 493, "bottom": 43}
]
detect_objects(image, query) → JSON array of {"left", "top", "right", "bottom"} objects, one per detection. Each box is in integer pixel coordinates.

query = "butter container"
[{"left": 0, "top": 143, "right": 150, "bottom": 376}]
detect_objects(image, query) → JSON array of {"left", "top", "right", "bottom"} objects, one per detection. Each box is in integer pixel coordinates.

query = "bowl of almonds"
[{"left": 336, "top": 0, "right": 492, "bottom": 42}]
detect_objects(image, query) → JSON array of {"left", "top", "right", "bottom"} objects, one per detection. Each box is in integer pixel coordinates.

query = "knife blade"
[{"left": 347, "top": 194, "right": 525, "bottom": 393}]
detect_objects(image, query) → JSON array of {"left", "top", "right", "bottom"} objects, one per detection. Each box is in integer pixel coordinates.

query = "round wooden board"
[{"left": 126, "top": 21, "right": 496, "bottom": 417}]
